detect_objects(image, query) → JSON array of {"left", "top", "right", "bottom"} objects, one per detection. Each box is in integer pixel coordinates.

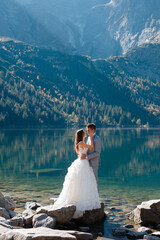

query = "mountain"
[
  {"left": 10, "top": 0, "right": 160, "bottom": 58},
  {"left": 0, "top": 38, "right": 159, "bottom": 127},
  {"left": 0, "top": 0, "right": 65, "bottom": 50}
]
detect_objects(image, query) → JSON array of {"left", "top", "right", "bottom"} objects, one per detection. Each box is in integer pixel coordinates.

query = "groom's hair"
[{"left": 87, "top": 123, "right": 96, "bottom": 130}]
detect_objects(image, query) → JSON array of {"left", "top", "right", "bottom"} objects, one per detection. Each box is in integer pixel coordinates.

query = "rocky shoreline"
[{"left": 1, "top": 192, "right": 160, "bottom": 240}]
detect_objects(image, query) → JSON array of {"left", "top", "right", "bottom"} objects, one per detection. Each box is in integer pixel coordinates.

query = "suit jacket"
[{"left": 86, "top": 133, "right": 101, "bottom": 168}]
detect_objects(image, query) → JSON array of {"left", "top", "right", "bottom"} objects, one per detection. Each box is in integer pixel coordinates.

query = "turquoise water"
[{"left": 0, "top": 129, "right": 160, "bottom": 237}]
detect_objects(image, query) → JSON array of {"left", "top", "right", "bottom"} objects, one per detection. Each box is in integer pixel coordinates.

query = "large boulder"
[
  {"left": 8, "top": 214, "right": 24, "bottom": 227},
  {"left": 32, "top": 213, "right": 56, "bottom": 228},
  {"left": 73, "top": 203, "right": 105, "bottom": 225},
  {"left": 0, "top": 227, "right": 77, "bottom": 240},
  {"left": 22, "top": 209, "right": 34, "bottom": 226},
  {"left": 126, "top": 200, "right": 160, "bottom": 226},
  {"left": 0, "top": 196, "right": 16, "bottom": 211},
  {"left": 0, "top": 208, "right": 10, "bottom": 219},
  {"left": 36, "top": 205, "right": 76, "bottom": 224}
]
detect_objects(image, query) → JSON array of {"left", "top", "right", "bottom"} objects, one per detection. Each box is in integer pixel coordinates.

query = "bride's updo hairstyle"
[{"left": 75, "top": 129, "right": 84, "bottom": 153}]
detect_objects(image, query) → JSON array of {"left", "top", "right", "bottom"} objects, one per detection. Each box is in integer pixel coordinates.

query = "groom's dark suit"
[{"left": 86, "top": 133, "right": 101, "bottom": 185}]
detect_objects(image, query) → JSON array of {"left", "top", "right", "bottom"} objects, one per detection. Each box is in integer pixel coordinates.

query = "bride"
[{"left": 53, "top": 129, "right": 101, "bottom": 218}]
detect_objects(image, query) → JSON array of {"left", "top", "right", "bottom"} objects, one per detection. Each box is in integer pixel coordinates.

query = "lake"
[{"left": 0, "top": 128, "right": 160, "bottom": 238}]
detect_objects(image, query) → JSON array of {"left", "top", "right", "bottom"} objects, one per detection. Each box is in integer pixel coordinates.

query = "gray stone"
[
  {"left": 25, "top": 201, "right": 42, "bottom": 210},
  {"left": 36, "top": 205, "right": 76, "bottom": 224},
  {"left": 0, "top": 207, "right": 10, "bottom": 219},
  {"left": 0, "top": 224, "right": 12, "bottom": 236},
  {"left": 32, "top": 213, "right": 56, "bottom": 229},
  {"left": 79, "top": 227, "right": 90, "bottom": 232},
  {"left": 124, "top": 224, "right": 134, "bottom": 229},
  {"left": 127, "top": 200, "right": 160, "bottom": 226},
  {"left": 0, "top": 196, "right": 16, "bottom": 211},
  {"left": 66, "top": 230, "right": 93, "bottom": 240},
  {"left": 144, "top": 235, "right": 160, "bottom": 240},
  {"left": 8, "top": 210, "right": 18, "bottom": 218},
  {"left": 0, "top": 217, "right": 9, "bottom": 225},
  {"left": 0, "top": 227, "right": 76, "bottom": 240},
  {"left": 152, "top": 232, "right": 160, "bottom": 237},
  {"left": 22, "top": 209, "right": 34, "bottom": 226},
  {"left": 138, "top": 227, "right": 152, "bottom": 234},
  {"left": 73, "top": 203, "right": 105, "bottom": 225},
  {"left": 112, "top": 227, "right": 127, "bottom": 237},
  {"left": 8, "top": 214, "right": 23, "bottom": 227},
  {"left": 126, "top": 230, "right": 146, "bottom": 239}
]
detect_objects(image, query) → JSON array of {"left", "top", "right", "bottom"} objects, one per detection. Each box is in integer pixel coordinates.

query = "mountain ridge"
[{"left": 0, "top": 0, "right": 159, "bottom": 58}]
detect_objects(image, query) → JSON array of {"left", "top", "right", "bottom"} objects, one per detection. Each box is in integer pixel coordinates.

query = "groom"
[{"left": 80, "top": 123, "right": 101, "bottom": 185}]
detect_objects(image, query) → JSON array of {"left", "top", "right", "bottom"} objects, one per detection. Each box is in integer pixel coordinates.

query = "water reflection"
[{"left": 0, "top": 129, "right": 160, "bottom": 184}]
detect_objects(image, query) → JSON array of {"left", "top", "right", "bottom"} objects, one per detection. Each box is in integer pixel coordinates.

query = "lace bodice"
[{"left": 78, "top": 141, "right": 87, "bottom": 155}]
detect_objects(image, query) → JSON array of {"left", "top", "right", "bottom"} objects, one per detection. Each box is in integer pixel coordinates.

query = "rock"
[
  {"left": 124, "top": 224, "right": 134, "bottom": 229},
  {"left": 110, "top": 207, "right": 116, "bottom": 210},
  {"left": 126, "top": 230, "right": 146, "bottom": 239},
  {"left": 112, "top": 227, "right": 128, "bottom": 237},
  {"left": 0, "top": 196, "right": 16, "bottom": 211},
  {"left": 144, "top": 235, "right": 160, "bottom": 240},
  {"left": 0, "top": 192, "right": 4, "bottom": 199},
  {"left": 127, "top": 200, "right": 160, "bottom": 226},
  {"left": 8, "top": 210, "right": 18, "bottom": 218},
  {"left": 32, "top": 213, "right": 56, "bottom": 229},
  {"left": 8, "top": 214, "right": 24, "bottom": 227},
  {"left": 138, "top": 227, "right": 152, "bottom": 234},
  {"left": 0, "top": 227, "right": 77, "bottom": 240},
  {"left": 104, "top": 211, "right": 109, "bottom": 217},
  {"left": 98, "top": 232, "right": 103, "bottom": 236},
  {"left": 50, "top": 198, "right": 57, "bottom": 205},
  {"left": 22, "top": 209, "right": 34, "bottom": 226},
  {"left": 0, "top": 217, "right": 9, "bottom": 225},
  {"left": 36, "top": 205, "right": 76, "bottom": 224},
  {"left": 25, "top": 201, "right": 42, "bottom": 210},
  {"left": 156, "top": 224, "right": 160, "bottom": 230},
  {"left": 0, "top": 224, "right": 12, "bottom": 235},
  {"left": 152, "top": 232, "right": 160, "bottom": 237},
  {"left": 73, "top": 203, "right": 105, "bottom": 225},
  {"left": 79, "top": 227, "right": 90, "bottom": 232},
  {"left": 66, "top": 230, "right": 93, "bottom": 240},
  {"left": 0, "top": 207, "right": 10, "bottom": 219}
]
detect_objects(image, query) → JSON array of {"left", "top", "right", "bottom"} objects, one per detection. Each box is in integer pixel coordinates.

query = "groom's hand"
[{"left": 80, "top": 154, "right": 86, "bottom": 160}]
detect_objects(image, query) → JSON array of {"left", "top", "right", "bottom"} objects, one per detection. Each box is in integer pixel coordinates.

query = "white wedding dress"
[{"left": 53, "top": 142, "right": 101, "bottom": 218}]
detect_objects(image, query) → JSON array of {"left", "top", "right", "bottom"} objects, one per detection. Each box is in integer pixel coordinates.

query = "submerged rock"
[
  {"left": 36, "top": 205, "right": 76, "bottom": 224},
  {"left": 126, "top": 200, "right": 160, "bottom": 226},
  {"left": 112, "top": 227, "right": 128, "bottom": 237}
]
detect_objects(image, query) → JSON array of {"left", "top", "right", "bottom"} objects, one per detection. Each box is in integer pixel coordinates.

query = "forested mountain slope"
[{"left": 0, "top": 39, "right": 159, "bottom": 127}]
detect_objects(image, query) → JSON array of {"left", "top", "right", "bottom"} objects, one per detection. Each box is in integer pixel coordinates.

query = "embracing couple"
[{"left": 54, "top": 123, "right": 101, "bottom": 218}]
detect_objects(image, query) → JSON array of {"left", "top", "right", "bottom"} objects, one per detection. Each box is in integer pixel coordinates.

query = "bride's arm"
[{"left": 79, "top": 137, "right": 94, "bottom": 149}]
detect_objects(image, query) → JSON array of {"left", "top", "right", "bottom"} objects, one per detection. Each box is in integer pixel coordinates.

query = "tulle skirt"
[{"left": 53, "top": 158, "right": 101, "bottom": 218}]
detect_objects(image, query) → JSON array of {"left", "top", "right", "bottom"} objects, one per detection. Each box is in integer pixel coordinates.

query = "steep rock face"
[
  {"left": 14, "top": 0, "right": 160, "bottom": 58},
  {"left": 0, "top": 0, "right": 62, "bottom": 49}
]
